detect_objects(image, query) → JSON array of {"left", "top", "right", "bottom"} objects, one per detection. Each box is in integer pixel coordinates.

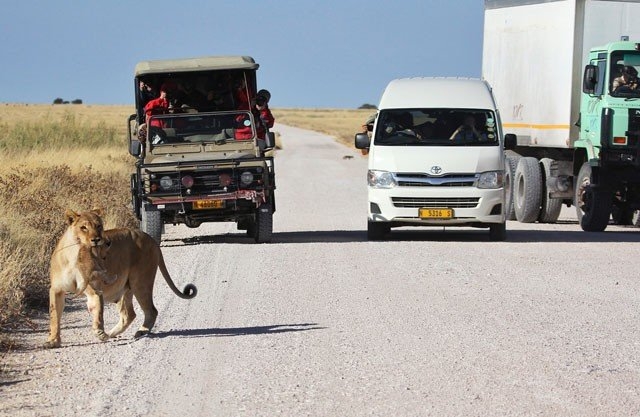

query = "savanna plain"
[
  {"left": 0, "top": 104, "right": 371, "bottom": 349},
  {"left": 2, "top": 104, "right": 640, "bottom": 417}
]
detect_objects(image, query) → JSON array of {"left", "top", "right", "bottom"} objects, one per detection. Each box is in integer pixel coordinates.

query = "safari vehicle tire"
[
  {"left": 538, "top": 158, "right": 562, "bottom": 223},
  {"left": 141, "top": 204, "right": 162, "bottom": 244},
  {"left": 504, "top": 155, "right": 519, "bottom": 221},
  {"left": 254, "top": 203, "right": 273, "bottom": 243},
  {"left": 130, "top": 173, "right": 141, "bottom": 220},
  {"left": 575, "top": 162, "right": 611, "bottom": 232},
  {"left": 489, "top": 222, "right": 506, "bottom": 241},
  {"left": 514, "top": 157, "right": 542, "bottom": 223},
  {"left": 367, "top": 221, "right": 390, "bottom": 241}
]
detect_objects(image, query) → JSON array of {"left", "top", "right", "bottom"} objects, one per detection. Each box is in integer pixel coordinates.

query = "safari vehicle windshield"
[
  {"left": 374, "top": 109, "right": 498, "bottom": 146},
  {"left": 609, "top": 51, "right": 640, "bottom": 98},
  {"left": 146, "top": 110, "right": 255, "bottom": 146}
]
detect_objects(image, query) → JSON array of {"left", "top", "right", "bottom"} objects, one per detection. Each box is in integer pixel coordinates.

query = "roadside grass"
[
  {"left": 273, "top": 108, "right": 374, "bottom": 148},
  {"left": 0, "top": 104, "right": 366, "bottom": 353}
]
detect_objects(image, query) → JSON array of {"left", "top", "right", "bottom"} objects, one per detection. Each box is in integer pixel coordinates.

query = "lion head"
[{"left": 65, "top": 208, "right": 106, "bottom": 247}]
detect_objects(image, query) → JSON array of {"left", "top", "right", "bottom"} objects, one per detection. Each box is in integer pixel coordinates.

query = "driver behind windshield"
[{"left": 613, "top": 65, "right": 639, "bottom": 93}]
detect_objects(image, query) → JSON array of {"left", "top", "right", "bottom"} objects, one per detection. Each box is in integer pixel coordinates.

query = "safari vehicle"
[
  {"left": 355, "top": 78, "right": 514, "bottom": 241},
  {"left": 128, "top": 56, "right": 276, "bottom": 243}
]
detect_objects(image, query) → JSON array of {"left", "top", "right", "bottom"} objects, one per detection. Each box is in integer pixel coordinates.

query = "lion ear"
[
  {"left": 91, "top": 207, "right": 104, "bottom": 217},
  {"left": 64, "top": 209, "right": 79, "bottom": 225}
]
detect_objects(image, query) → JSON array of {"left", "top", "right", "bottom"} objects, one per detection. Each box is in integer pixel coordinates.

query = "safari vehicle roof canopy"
[{"left": 135, "top": 56, "right": 259, "bottom": 76}]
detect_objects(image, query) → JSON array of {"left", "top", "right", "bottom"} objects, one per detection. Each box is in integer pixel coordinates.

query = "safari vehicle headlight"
[
  {"left": 240, "top": 171, "right": 254, "bottom": 185},
  {"left": 476, "top": 171, "right": 503, "bottom": 189},
  {"left": 159, "top": 176, "right": 174, "bottom": 190},
  {"left": 368, "top": 170, "right": 397, "bottom": 189}
]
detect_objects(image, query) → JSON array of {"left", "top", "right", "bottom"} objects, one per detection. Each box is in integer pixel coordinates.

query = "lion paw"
[
  {"left": 43, "top": 340, "right": 61, "bottom": 349},
  {"left": 134, "top": 330, "right": 150, "bottom": 339},
  {"left": 95, "top": 330, "right": 109, "bottom": 342}
]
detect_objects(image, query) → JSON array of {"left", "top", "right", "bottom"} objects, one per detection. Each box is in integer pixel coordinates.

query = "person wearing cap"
[
  {"left": 613, "top": 65, "right": 639, "bottom": 92},
  {"left": 255, "top": 89, "right": 275, "bottom": 139},
  {"left": 359, "top": 112, "right": 376, "bottom": 155},
  {"left": 234, "top": 88, "right": 275, "bottom": 142}
]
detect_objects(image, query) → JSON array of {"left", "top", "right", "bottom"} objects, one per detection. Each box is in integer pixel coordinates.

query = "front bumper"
[{"left": 368, "top": 186, "right": 504, "bottom": 226}]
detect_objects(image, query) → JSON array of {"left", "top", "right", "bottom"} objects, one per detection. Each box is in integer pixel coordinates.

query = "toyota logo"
[{"left": 430, "top": 166, "right": 443, "bottom": 175}]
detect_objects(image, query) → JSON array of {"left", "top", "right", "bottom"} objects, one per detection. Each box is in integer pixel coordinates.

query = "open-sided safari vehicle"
[{"left": 128, "top": 56, "right": 276, "bottom": 243}]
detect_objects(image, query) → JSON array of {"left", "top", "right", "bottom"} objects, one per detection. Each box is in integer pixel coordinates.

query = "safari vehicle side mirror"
[
  {"left": 583, "top": 64, "right": 597, "bottom": 94},
  {"left": 355, "top": 133, "right": 370, "bottom": 149},
  {"left": 129, "top": 139, "right": 142, "bottom": 157},
  {"left": 504, "top": 133, "right": 517, "bottom": 150},
  {"left": 264, "top": 132, "right": 276, "bottom": 150}
]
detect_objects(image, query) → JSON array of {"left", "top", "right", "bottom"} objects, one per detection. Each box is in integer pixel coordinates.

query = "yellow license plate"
[
  {"left": 193, "top": 199, "right": 224, "bottom": 210},
  {"left": 419, "top": 207, "right": 453, "bottom": 219}
]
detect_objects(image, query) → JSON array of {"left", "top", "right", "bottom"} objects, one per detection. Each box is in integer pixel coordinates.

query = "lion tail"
[{"left": 157, "top": 249, "right": 198, "bottom": 299}]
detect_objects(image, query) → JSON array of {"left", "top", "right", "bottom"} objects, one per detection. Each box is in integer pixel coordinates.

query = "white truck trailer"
[{"left": 483, "top": 0, "right": 640, "bottom": 231}]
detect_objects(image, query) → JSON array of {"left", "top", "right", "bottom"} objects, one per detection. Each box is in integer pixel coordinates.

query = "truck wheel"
[
  {"left": 141, "top": 204, "right": 162, "bottom": 244},
  {"left": 489, "top": 222, "right": 506, "bottom": 241},
  {"left": 504, "top": 155, "right": 519, "bottom": 221},
  {"left": 633, "top": 210, "right": 640, "bottom": 227},
  {"left": 254, "top": 203, "right": 273, "bottom": 243},
  {"left": 611, "top": 205, "right": 634, "bottom": 225},
  {"left": 574, "top": 162, "right": 612, "bottom": 232},
  {"left": 514, "top": 157, "right": 542, "bottom": 223},
  {"left": 538, "top": 158, "right": 562, "bottom": 223},
  {"left": 367, "top": 221, "right": 390, "bottom": 240}
]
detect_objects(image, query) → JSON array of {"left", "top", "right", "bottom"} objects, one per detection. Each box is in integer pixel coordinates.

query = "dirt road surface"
[{"left": 2, "top": 124, "right": 640, "bottom": 416}]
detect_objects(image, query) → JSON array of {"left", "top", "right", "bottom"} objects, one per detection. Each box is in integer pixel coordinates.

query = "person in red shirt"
[
  {"left": 144, "top": 81, "right": 176, "bottom": 127},
  {"left": 138, "top": 81, "right": 185, "bottom": 143},
  {"left": 234, "top": 89, "right": 275, "bottom": 141}
]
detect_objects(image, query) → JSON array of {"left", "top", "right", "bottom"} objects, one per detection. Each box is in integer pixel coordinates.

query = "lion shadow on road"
[{"left": 148, "top": 323, "right": 326, "bottom": 339}]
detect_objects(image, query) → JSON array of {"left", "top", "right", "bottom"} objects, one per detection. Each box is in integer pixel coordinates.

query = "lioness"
[{"left": 44, "top": 208, "right": 197, "bottom": 349}]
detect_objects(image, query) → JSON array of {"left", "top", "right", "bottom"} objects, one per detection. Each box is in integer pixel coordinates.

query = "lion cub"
[{"left": 44, "top": 209, "right": 197, "bottom": 349}]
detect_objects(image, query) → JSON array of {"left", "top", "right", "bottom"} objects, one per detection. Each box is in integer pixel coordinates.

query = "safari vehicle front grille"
[
  {"left": 395, "top": 173, "right": 477, "bottom": 187},
  {"left": 392, "top": 197, "right": 480, "bottom": 208},
  {"left": 145, "top": 168, "right": 264, "bottom": 196}
]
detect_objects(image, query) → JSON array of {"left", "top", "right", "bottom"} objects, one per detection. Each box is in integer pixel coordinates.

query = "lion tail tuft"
[{"left": 182, "top": 283, "right": 198, "bottom": 299}]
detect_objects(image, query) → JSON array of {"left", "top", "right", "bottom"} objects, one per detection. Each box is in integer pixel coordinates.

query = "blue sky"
[{"left": 0, "top": 1, "right": 485, "bottom": 108}]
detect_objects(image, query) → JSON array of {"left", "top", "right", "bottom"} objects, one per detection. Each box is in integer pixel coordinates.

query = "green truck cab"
[{"left": 578, "top": 41, "right": 640, "bottom": 230}]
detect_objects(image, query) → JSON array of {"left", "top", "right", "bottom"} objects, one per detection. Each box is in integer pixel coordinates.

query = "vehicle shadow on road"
[
  {"left": 506, "top": 228, "right": 640, "bottom": 243},
  {"left": 162, "top": 226, "right": 640, "bottom": 245},
  {"left": 148, "top": 323, "right": 326, "bottom": 339},
  {"left": 163, "top": 230, "right": 366, "bottom": 246},
  {"left": 384, "top": 227, "right": 640, "bottom": 243}
]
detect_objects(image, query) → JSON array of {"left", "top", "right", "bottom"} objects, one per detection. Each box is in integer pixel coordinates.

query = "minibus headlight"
[
  {"left": 477, "top": 171, "right": 503, "bottom": 189},
  {"left": 368, "top": 170, "right": 397, "bottom": 189}
]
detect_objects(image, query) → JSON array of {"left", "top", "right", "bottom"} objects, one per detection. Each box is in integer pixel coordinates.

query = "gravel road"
[{"left": 2, "top": 123, "right": 640, "bottom": 416}]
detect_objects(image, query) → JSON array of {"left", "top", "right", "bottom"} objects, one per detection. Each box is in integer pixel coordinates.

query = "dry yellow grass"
[
  {"left": 273, "top": 108, "right": 375, "bottom": 148},
  {"left": 0, "top": 103, "right": 133, "bottom": 129},
  {"left": 0, "top": 104, "right": 370, "bottom": 350}
]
